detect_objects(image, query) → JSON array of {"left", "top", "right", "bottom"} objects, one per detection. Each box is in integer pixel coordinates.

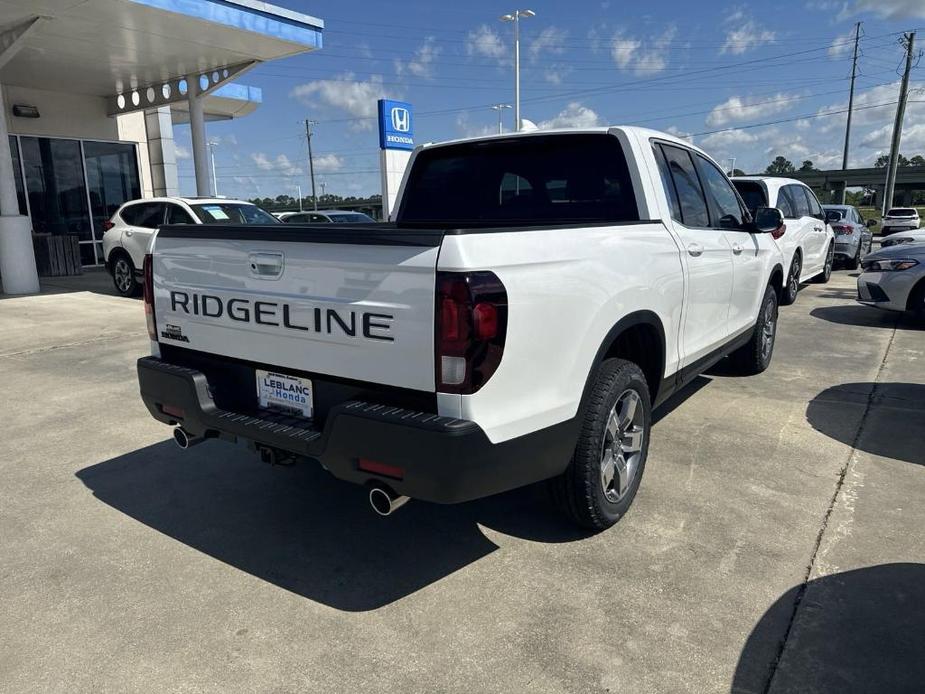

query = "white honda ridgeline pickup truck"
[{"left": 138, "top": 127, "right": 787, "bottom": 530}]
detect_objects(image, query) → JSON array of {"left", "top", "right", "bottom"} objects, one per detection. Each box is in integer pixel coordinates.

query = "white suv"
[
  {"left": 881, "top": 207, "right": 921, "bottom": 236},
  {"left": 102, "top": 197, "right": 278, "bottom": 296},
  {"left": 733, "top": 177, "right": 835, "bottom": 305}
]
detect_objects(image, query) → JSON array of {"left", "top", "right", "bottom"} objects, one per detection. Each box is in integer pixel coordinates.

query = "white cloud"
[
  {"left": 610, "top": 25, "right": 677, "bottom": 76},
  {"left": 828, "top": 29, "right": 856, "bottom": 58},
  {"left": 174, "top": 145, "right": 190, "bottom": 160},
  {"left": 466, "top": 25, "right": 506, "bottom": 60},
  {"left": 665, "top": 125, "right": 694, "bottom": 143},
  {"left": 312, "top": 153, "right": 344, "bottom": 173},
  {"left": 844, "top": 0, "right": 925, "bottom": 19},
  {"left": 250, "top": 152, "right": 302, "bottom": 177},
  {"left": 539, "top": 102, "right": 603, "bottom": 129},
  {"left": 700, "top": 128, "right": 758, "bottom": 149},
  {"left": 720, "top": 8, "right": 776, "bottom": 55},
  {"left": 706, "top": 93, "right": 797, "bottom": 127},
  {"left": 543, "top": 64, "right": 573, "bottom": 85},
  {"left": 395, "top": 36, "right": 441, "bottom": 79},
  {"left": 529, "top": 26, "right": 569, "bottom": 60},
  {"left": 455, "top": 112, "right": 497, "bottom": 138},
  {"left": 289, "top": 73, "right": 392, "bottom": 130}
]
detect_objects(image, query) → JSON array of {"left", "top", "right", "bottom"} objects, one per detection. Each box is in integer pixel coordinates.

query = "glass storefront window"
[
  {"left": 20, "top": 137, "right": 94, "bottom": 265},
  {"left": 9, "top": 136, "right": 27, "bottom": 215},
  {"left": 84, "top": 141, "right": 141, "bottom": 251}
]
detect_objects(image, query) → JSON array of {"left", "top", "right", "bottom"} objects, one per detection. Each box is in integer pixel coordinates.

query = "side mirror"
[
  {"left": 751, "top": 206, "right": 785, "bottom": 234},
  {"left": 866, "top": 218, "right": 879, "bottom": 228},
  {"left": 825, "top": 210, "right": 841, "bottom": 223}
]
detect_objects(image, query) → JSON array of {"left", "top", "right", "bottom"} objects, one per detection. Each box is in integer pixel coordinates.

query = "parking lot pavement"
[{"left": 0, "top": 270, "right": 922, "bottom": 694}]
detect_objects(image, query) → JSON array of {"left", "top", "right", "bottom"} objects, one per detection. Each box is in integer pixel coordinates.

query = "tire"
[
  {"left": 111, "top": 253, "right": 140, "bottom": 297},
  {"left": 729, "top": 283, "right": 779, "bottom": 376},
  {"left": 909, "top": 282, "right": 925, "bottom": 323},
  {"left": 781, "top": 253, "right": 801, "bottom": 305},
  {"left": 845, "top": 242, "right": 861, "bottom": 270},
  {"left": 550, "top": 358, "right": 651, "bottom": 531},
  {"left": 811, "top": 244, "right": 834, "bottom": 284}
]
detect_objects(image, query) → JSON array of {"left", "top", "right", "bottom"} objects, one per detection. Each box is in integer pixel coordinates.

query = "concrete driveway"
[{"left": 1, "top": 269, "right": 922, "bottom": 693}]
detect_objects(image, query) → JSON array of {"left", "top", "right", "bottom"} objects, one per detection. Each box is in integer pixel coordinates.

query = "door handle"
[
  {"left": 813, "top": 226, "right": 823, "bottom": 232},
  {"left": 731, "top": 243, "right": 743, "bottom": 255},
  {"left": 687, "top": 243, "right": 704, "bottom": 257}
]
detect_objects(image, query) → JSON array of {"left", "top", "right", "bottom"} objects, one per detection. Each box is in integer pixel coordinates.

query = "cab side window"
[
  {"left": 660, "top": 143, "right": 710, "bottom": 228},
  {"left": 694, "top": 154, "right": 745, "bottom": 229},
  {"left": 651, "top": 144, "right": 682, "bottom": 222}
]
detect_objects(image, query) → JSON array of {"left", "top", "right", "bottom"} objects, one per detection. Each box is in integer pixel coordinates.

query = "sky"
[{"left": 173, "top": 0, "right": 925, "bottom": 201}]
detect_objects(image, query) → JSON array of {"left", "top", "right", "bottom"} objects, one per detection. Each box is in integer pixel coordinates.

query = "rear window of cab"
[{"left": 397, "top": 134, "right": 640, "bottom": 227}]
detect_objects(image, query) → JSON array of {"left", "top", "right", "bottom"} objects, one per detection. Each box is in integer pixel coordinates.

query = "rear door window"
[
  {"left": 166, "top": 204, "right": 195, "bottom": 224},
  {"left": 775, "top": 188, "right": 796, "bottom": 219},
  {"left": 788, "top": 185, "right": 811, "bottom": 218},
  {"left": 801, "top": 187, "right": 825, "bottom": 220},
  {"left": 651, "top": 144, "right": 682, "bottom": 222},
  {"left": 397, "top": 134, "right": 639, "bottom": 227},
  {"left": 123, "top": 202, "right": 165, "bottom": 229},
  {"left": 660, "top": 144, "right": 710, "bottom": 228}
]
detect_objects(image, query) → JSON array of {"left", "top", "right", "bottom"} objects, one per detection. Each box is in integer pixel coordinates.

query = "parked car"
[
  {"left": 733, "top": 177, "right": 835, "bottom": 304},
  {"left": 138, "top": 127, "right": 787, "bottom": 531},
  {"left": 279, "top": 210, "right": 377, "bottom": 224},
  {"left": 880, "top": 208, "right": 921, "bottom": 235},
  {"left": 822, "top": 204, "right": 875, "bottom": 269},
  {"left": 102, "top": 197, "right": 279, "bottom": 297},
  {"left": 857, "top": 243, "right": 925, "bottom": 321},
  {"left": 881, "top": 230, "right": 925, "bottom": 248}
]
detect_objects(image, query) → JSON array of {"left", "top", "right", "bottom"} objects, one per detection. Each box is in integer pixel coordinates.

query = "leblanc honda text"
[{"left": 167, "top": 290, "right": 394, "bottom": 341}]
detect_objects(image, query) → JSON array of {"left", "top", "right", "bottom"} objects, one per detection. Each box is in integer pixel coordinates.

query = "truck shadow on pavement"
[
  {"left": 810, "top": 305, "right": 921, "bottom": 330},
  {"left": 806, "top": 383, "right": 925, "bottom": 466},
  {"left": 76, "top": 440, "right": 589, "bottom": 611},
  {"left": 731, "top": 563, "right": 925, "bottom": 694}
]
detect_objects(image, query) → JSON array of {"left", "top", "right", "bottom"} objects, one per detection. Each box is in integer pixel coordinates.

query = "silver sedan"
[
  {"left": 881, "top": 230, "right": 925, "bottom": 249},
  {"left": 857, "top": 243, "right": 925, "bottom": 321}
]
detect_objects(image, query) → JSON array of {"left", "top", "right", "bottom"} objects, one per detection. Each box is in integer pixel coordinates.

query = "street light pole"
[
  {"left": 296, "top": 184, "right": 303, "bottom": 212},
  {"left": 500, "top": 10, "right": 535, "bottom": 132},
  {"left": 490, "top": 104, "right": 512, "bottom": 134}
]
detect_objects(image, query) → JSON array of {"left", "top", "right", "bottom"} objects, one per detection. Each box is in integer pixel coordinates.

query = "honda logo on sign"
[
  {"left": 378, "top": 99, "right": 414, "bottom": 151},
  {"left": 391, "top": 107, "right": 410, "bottom": 133}
]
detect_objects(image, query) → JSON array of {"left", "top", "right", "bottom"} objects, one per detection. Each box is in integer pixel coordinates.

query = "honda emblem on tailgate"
[{"left": 391, "top": 107, "right": 410, "bottom": 133}]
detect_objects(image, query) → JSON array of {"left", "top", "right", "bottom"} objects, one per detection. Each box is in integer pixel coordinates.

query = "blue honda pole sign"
[{"left": 378, "top": 99, "right": 414, "bottom": 151}]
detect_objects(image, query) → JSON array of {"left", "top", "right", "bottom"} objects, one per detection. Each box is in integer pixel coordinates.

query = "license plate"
[{"left": 256, "top": 370, "right": 313, "bottom": 418}]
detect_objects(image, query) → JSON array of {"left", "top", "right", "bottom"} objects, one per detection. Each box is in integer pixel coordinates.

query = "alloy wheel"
[
  {"left": 761, "top": 301, "right": 777, "bottom": 362},
  {"left": 114, "top": 259, "right": 133, "bottom": 293},
  {"left": 599, "top": 389, "right": 646, "bottom": 503}
]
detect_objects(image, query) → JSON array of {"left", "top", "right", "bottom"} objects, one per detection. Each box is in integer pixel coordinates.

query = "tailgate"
[{"left": 150, "top": 224, "right": 442, "bottom": 391}]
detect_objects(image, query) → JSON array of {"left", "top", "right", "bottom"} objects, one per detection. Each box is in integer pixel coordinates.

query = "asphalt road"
[{"left": 1, "top": 268, "right": 922, "bottom": 693}]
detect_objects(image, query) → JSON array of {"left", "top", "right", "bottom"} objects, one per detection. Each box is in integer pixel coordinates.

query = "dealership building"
[{"left": 0, "top": 0, "right": 323, "bottom": 294}]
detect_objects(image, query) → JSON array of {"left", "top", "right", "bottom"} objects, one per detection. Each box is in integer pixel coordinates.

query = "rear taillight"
[
  {"left": 143, "top": 253, "right": 156, "bottom": 340},
  {"left": 102, "top": 219, "right": 115, "bottom": 232},
  {"left": 435, "top": 271, "right": 507, "bottom": 394},
  {"left": 772, "top": 223, "right": 786, "bottom": 240},
  {"left": 833, "top": 225, "right": 852, "bottom": 235}
]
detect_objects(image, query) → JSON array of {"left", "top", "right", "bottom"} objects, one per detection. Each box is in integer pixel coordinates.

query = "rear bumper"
[{"left": 137, "top": 357, "right": 576, "bottom": 504}]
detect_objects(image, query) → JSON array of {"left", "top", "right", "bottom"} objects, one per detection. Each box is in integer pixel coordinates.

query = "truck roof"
[{"left": 419, "top": 126, "right": 706, "bottom": 158}]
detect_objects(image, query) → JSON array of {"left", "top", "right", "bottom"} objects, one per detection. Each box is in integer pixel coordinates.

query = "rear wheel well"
[
  {"left": 769, "top": 264, "right": 784, "bottom": 301},
  {"left": 907, "top": 277, "right": 925, "bottom": 312},
  {"left": 108, "top": 248, "right": 134, "bottom": 274},
  {"left": 602, "top": 321, "right": 664, "bottom": 403}
]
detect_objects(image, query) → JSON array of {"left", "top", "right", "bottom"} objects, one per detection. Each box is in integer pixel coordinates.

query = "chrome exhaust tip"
[
  {"left": 369, "top": 485, "right": 410, "bottom": 516},
  {"left": 173, "top": 427, "right": 203, "bottom": 450}
]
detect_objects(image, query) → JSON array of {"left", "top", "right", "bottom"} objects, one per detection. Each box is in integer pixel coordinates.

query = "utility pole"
[
  {"left": 883, "top": 32, "right": 916, "bottom": 215},
  {"left": 207, "top": 140, "right": 219, "bottom": 196},
  {"left": 839, "top": 21, "right": 861, "bottom": 203},
  {"left": 727, "top": 157, "right": 736, "bottom": 175},
  {"left": 500, "top": 10, "right": 534, "bottom": 132},
  {"left": 490, "top": 104, "right": 512, "bottom": 134},
  {"left": 304, "top": 119, "right": 318, "bottom": 211},
  {"left": 296, "top": 184, "right": 303, "bottom": 212}
]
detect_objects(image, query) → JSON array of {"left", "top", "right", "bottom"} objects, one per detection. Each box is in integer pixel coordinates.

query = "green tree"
[
  {"left": 875, "top": 153, "right": 911, "bottom": 168},
  {"left": 799, "top": 160, "right": 815, "bottom": 172},
  {"left": 910, "top": 155, "right": 925, "bottom": 167},
  {"left": 765, "top": 156, "right": 795, "bottom": 175},
  {"left": 729, "top": 168, "right": 746, "bottom": 177}
]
